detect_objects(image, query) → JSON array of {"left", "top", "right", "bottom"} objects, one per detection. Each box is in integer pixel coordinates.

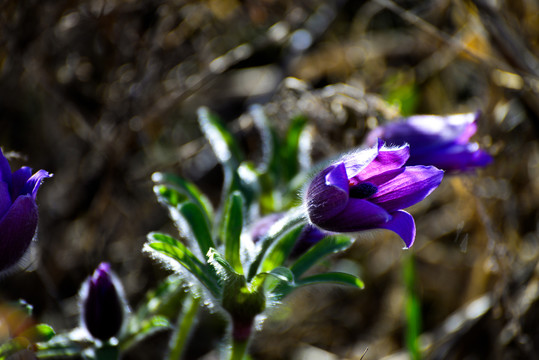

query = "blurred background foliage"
[{"left": 1, "top": 0, "right": 539, "bottom": 359}]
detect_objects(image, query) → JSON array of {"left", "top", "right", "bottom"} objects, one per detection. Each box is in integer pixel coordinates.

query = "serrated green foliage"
[
  {"left": 146, "top": 233, "right": 220, "bottom": 297},
  {"left": 152, "top": 172, "right": 214, "bottom": 224},
  {"left": 290, "top": 235, "right": 353, "bottom": 278},
  {"left": 260, "top": 225, "right": 304, "bottom": 273},
  {"left": 222, "top": 191, "right": 244, "bottom": 274},
  {"left": 177, "top": 202, "right": 215, "bottom": 257},
  {"left": 296, "top": 272, "right": 364, "bottom": 289}
]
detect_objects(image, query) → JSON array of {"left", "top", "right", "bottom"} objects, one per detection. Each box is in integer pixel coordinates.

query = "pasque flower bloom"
[
  {"left": 81, "top": 263, "right": 126, "bottom": 342},
  {"left": 365, "top": 112, "right": 492, "bottom": 172},
  {"left": 0, "top": 148, "right": 52, "bottom": 273},
  {"left": 305, "top": 140, "right": 443, "bottom": 248}
]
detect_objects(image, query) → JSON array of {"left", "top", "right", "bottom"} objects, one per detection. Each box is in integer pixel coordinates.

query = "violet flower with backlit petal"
[
  {"left": 81, "top": 262, "right": 126, "bottom": 342},
  {"left": 0, "top": 148, "right": 52, "bottom": 273},
  {"left": 366, "top": 112, "right": 492, "bottom": 172},
  {"left": 305, "top": 140, "right": 443, "bottom": 248}
]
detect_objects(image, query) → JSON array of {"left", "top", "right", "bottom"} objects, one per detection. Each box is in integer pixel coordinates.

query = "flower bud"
[{"left": 80, "top": 263, "right": 126, "bottom": 342}]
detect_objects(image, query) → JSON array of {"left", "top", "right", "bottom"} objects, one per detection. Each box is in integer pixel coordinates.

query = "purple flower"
[
  {"left": 305, "top": 140, "right": 443, "bottom": 248},
  {"left": 366, "top": 112, "right": 492, "bottom": 172},
  {"left": 81, "top": 263, "right": 126, "bottom": 342},
  {"left": 0, "top": 148, "right": 52, "bottom": 273}
]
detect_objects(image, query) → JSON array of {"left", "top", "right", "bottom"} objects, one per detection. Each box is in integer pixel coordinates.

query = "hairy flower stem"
[
  {"left": 228, "top": 318, "right": 253, "bottom": 360},
  {"left": 167, "top": 293, "right": 201, "bottom": 360},
  {"left": 229, "top": 338, "right": 249, "bottom": 360}
]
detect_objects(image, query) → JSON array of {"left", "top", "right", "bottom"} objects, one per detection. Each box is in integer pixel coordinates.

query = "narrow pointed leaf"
[
  {"left": 222, "top": 191, "right": 244, "bottom": 274},
  {"left": 146, "top": 233, "right": 220, "bottom": 297},
  {"left": 154, "top": 185, "right": 188, "bottom": 208},
  {"left": 296, "top": 272, "right": 364, "bottom": 289},
  {"left": 197, "top": 107, "right": 243, "bottom": 170},
  {"left": 177, "top": 202, "right": 215, "bottom": 258},
  {"left": 283, "top": 115, "right": 307, "bottom": 181},
  {"left": 260, "top": 224, "right": 304, "bottom": 273},
  {"left": 207, "top": 248, "right": 237, "bottom": 276},
  {"left": 249, "top": 104, "right": 279, "bottom": 176},
  {"left": 290, "top": 235, "right": 353, "bottom": 278},
  {"left": 152, "top": 172, "right": 214, "bottom": 223}
]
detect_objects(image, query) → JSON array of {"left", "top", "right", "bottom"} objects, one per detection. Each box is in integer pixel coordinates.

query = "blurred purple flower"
[
  {"left": 305, "top": 140, "right": 443, "bottom": 248},
  {"left": 81, "top": 263, "right": 126, "bottom": 342},
  {"left": 366, "top": 112, "right": 492, "bottom": 172},
  {"left": 0, "top": 148, "right": 52, "bottom": 273},
  {"left": 250, "top": 214, "right": 328, "bottom": 257}
]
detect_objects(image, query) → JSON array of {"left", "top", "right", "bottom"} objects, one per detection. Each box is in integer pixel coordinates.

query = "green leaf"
[
  {"left": 207, "top": 248, "right": 237, "bottom": 276},
  {"left": 35, "top": 332, "right": 84, "bottom": 359},
  {"left": 247, "top": 208, "right": 306, "bottom": 281},
  {"left": 253, "top": 267, "right": 295, "bottom": 301},
  {"left": 121, "top": 315, "right": 171, "bottom": 352},
  {"left": 177, "top": 202, "right": 215, "bottom": 258},
  {"left": 152, "top": 172, "right": 214, "bottom": 223},
  {"left": 296, "top": 272, "right": 364, "bottom": 289},
  {"left": 197, "top": 107, "right": 243, "bottom": 170},
  {"left": 282, "top": 115, "right": 307, "bottom": 181},
  {"left": 290, "top": 235, "right": 353, "bottom": 278},
  {"left": 222, "top": 191, "right": 244, "bottom": 274},
  {"left": 249, "top": 104, "right": 279, "bottom": 176},
  {"left": 146, "top": 233, "right": 220, "bottom": 297},
  {"left": 21, "top": 324, "right": 56, "bottom": 342},
  {"left": 260, "top": 225, "right": 304, "bottom": 273}
]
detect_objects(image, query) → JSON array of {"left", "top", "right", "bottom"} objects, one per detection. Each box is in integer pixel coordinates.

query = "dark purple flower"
[
  {"left": 0, "top": 148, "right": 52, "bottom": 273},
  {"left": 81, "top": 263, "right": 126, "bottom": 342},
  {"left": 366, "top": 112, "right": 492, "bottom": 172},
  {"left": 305, "top": 140, "right": 444, "bottom": 248}
]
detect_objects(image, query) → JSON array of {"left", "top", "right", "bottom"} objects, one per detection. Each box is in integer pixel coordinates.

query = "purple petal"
[
  {"left": 21, "top": 169, "right": 53, "bottom": 199},
  {"left": 0, "top": 195, "right": 38, "bottom": 272},
  {"left": 377, "top": 210, "right": 416, "bottom": 248},
  {"left": 0, "top": 181, "right": 11, "bottom": 219},
  {"left": 11, "top": 167, "right": 33, "bottom": 199},
  {"left": 369, "top": 165, "right": 444, "bottom": 212},
  {"left": 352, "top": 143, "right": 410, "bottom": 183},
  {"left": 306, "top": 163, "right": 349, "bottom": 224},
  {"left": 407, "top": 143, "right": 492, "bottom": 172},
  {"left": 315, "top": 198, "right": 391, "bottom": 232},
  {"left": 0, "top": 148, "right": 12, "bottom": 187}
]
